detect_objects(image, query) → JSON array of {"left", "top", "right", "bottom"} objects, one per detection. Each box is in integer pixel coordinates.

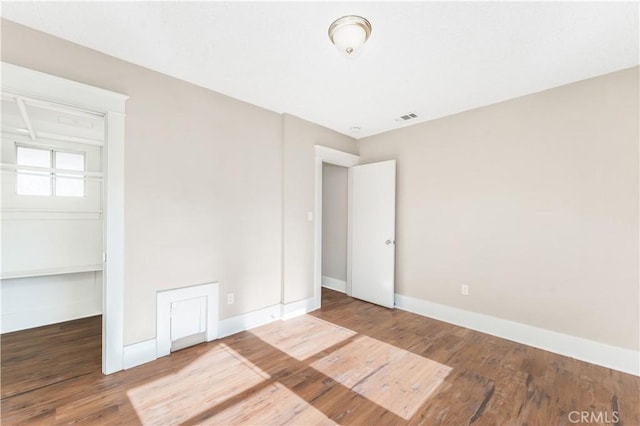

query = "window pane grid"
[
  {"left": 55, "top": 151, "right": 84, "bottom": 171},
  {"left": 16, "top": 145, "right": 86, "bottom": 197},
  {"left": 56, "top": 174, "right": 85, "bottom": 198},
  {"left": 17, "top": 171, "right": 52, "bottom": 196},
  {"left": 16, "top": 146, "right": 52, "bottom": 196},
  {"left": 54, "top": 151, "right": 85, "bottom": 197},
  {"left": 16, "top": 146, "right": 50, "bottom": 168}
]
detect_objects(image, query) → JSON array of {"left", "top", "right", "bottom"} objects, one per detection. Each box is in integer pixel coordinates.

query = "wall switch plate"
[
  {"left": 227, "top": 293, "right": 234, "bottom": 304},
  {"left": 461, "top": 285, "right": 469, "bottom": 296},
  {"left": 307, "top": 211, "right": 313, "bottom": 222}
]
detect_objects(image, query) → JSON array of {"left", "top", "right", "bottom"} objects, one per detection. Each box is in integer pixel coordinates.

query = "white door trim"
[
  {"left": 2, "top": 62, "right": 129, "bottom": 374},
  {"left": 313, "top": 145, "right": 359, "bottom": 309}
]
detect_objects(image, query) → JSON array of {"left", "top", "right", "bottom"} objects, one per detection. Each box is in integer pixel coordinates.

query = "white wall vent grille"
[{"left": 395, "top": 112, "right": 418, "bottom": 122}]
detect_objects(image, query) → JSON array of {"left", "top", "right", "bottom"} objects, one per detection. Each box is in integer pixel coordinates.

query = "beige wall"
[
  {"left": 322, "top": 164, "right": 348, "bottom": 281},
  {"left": 2, "top": 20, "right": 283, "bottom": 345},
  {"left": 282, "top": 114, "right": 357, "bottom": 303},
  {"left": 358, "top": 67, "right": 639, "bottom": 350}
]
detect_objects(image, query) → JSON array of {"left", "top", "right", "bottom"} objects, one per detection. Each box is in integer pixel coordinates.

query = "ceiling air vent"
[{"left": 395, "top": 112, "right": 418, "bottom": 122}]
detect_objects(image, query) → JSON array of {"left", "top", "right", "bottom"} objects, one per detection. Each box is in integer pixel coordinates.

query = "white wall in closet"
[{"left": 1, "top": 95, "right": 105, "bottom": 332}]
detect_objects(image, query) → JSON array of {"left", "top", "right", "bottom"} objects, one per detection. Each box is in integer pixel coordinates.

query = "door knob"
[{"left": 385, "top": 240, "right": 394, "bottom": 245}]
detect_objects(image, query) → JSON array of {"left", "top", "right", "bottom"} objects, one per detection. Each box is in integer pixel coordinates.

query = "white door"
[
  {"left": 170, "top": 296, "right": 207, "bottom": 351},
  {"left": 349, "top": 160, "right": 396, "bottom": 308}
]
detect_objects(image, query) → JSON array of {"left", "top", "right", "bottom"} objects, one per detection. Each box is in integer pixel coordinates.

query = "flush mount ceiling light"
[{"left": 328, "top": 15, "right": 372, "bottom": 55}]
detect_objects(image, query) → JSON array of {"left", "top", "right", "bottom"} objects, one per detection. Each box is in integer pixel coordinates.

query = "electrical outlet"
[
  {"left": 227, "top": 293, "right": 234, "bottom": 304},
  {"left": 461, "top": 285, "right": 469, "bottom": 296}
]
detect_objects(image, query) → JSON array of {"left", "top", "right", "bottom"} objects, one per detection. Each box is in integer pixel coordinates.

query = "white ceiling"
[{"left": 2, "top": 2, "right": 638, "bottom": 139}]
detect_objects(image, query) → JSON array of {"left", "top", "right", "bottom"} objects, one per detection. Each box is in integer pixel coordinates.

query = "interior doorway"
[
  {"left": 313, "top": 145, "right": 359, "bottom": 309},
  {"left": 1, "top": 62, "right": 127, "bottom": 374},
  {"left": 313, "top": 145, "right": 397, "bottom": 311},
  {"left": 0, "top": 93, "right": 106, "bottom": 377},
  {"left": 0, "top": 94, "right": 108, "bottom": 394},
  {"left": 321, "top": 163, "right": 349, "bottom": 296}
]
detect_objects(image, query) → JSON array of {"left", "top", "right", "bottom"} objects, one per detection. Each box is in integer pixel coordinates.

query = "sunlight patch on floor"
[
  {"left": 127, "top": 344, "right": 269, "bottom": 425},
  {"left": 311, "top": 335, "right": 452, "bottom": 420},
  {"left": 128, "top": 317, "right": 450, "bottom": 424},
  {"left": 202, "top": 381, "right": 336, "bottom": 425},
  {"left": 249, "top": 315, "right": 356, "bottom": 361}
]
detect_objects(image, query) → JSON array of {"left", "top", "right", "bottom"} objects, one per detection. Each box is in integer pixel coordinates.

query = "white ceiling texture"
[{"left": 2, "top": 2, "right": 638, "bottom": 139}]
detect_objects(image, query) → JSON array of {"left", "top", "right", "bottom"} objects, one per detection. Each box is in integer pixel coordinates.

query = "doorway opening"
[
  {"left": 1, "top": 93, "right": 104, "bottom": 362},
  {"left": 1, "top": 63, "right": 127, "bottom": 375},
  {"left": 314, "top": 145, "right": 397, "bottom": 311},
  {"left": 0, "top": 94, "right": 105, "bottom": 391},
  {"left": 321, "top": 163, "right": 349, "bottom": 298},
  {"left": 313, "top": 145, "right": 359, "bottom": 309}
]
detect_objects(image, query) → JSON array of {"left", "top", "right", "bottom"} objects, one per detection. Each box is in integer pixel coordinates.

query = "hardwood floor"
[
  {"left": 2, "top": 289, "right": 638, "bottom": 425},
  {"left": 1, "top": 315, "right": 102, "bottom": 400}
]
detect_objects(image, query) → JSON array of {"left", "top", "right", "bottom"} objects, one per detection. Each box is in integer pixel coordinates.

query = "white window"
[
  {"left": 16, "top": 146, "right": 51, "bottom": 196},
  {"left": 16, "top": 145, "right": 85, "bottom": 197},
  {"left": 55, "top": 151, "right": 85, "bottom": 197}
]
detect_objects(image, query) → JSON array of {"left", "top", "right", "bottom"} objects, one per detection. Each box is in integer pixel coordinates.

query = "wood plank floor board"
[
  {"left": 1, "top": 315, "right": 102, "bottom": 400},
  {"left": 2, "top": 289, "right": 638, "bottom": 425},
  {"left": 471, "top": 366, "right": 529, "bottom": 426}
]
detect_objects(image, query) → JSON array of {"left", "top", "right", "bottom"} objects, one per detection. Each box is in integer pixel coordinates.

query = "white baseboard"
[
  {"left": 123, "top": 339, "right": 157, "bottom": 370},
  {"left": 394, "top": 293, "right": 639, "bottom": 376},
  {"left": 281, "top": 296, "right": 317, "bottom": 320},
  {"left": 218, "top": 303, "right": 282, "bottom": 338},
  {"left": 321, "top": 276, "right": 346, "bottom": 293},
  {"left": 218, "top": 297, "right": 317, "bottom": 337},
  {"left": 123, "top": 297, "right": 318, "bottom": 370},
  {"left": 1, "top": 305, "right": 101, "bottom": 334}
]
